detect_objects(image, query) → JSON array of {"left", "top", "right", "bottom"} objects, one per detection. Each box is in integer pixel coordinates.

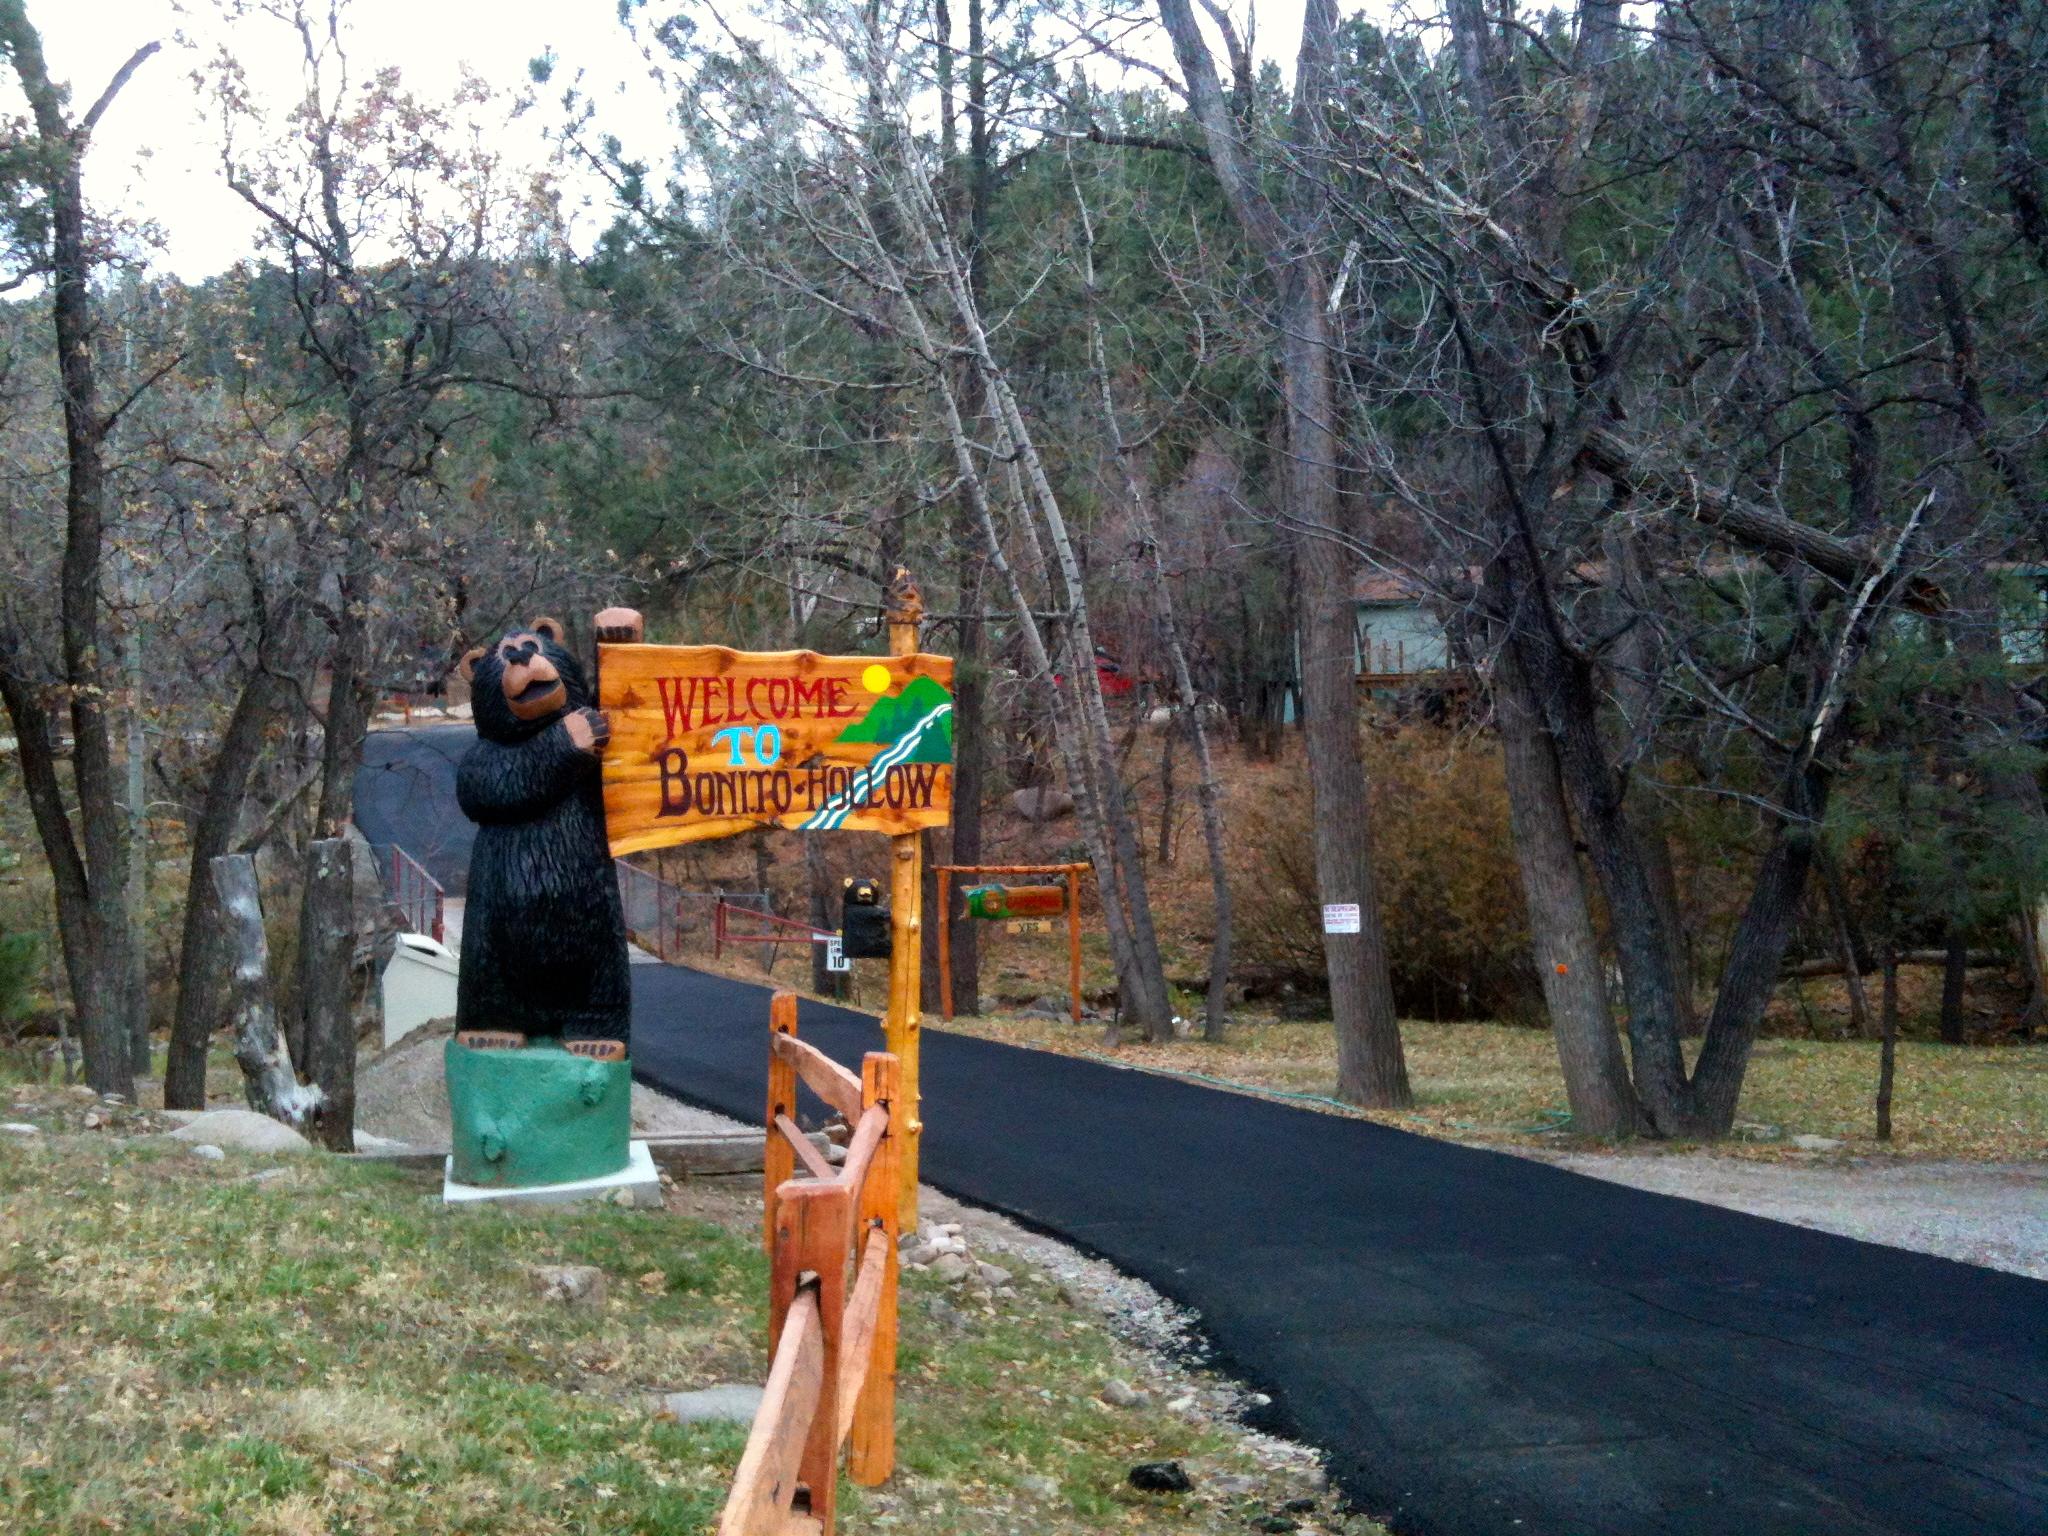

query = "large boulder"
[
  {"left": 1010, "top": 786, "right": 1076, "bottom": 823},
  {"left": 167, "top": 1109, "right": 314, "bottom": 1154}
]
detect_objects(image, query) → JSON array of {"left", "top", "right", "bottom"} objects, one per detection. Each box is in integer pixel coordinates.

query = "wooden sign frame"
[
  {"left": 935, "top": 863, "right": 1088, "bottom": 1027},
  {"left": 595, "top": 569, "right": 940, "bottom": 1229},
  {"left": 597, "top": 648, "right": 954, "bottom": 855}
]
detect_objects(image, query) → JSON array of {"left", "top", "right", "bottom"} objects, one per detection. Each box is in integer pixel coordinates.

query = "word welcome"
[
  {"left": 656, "top": 674, "right": 857, "bottom": 736},
  {"left": 654, "top": 750, "right": 944, "bottom": 819}
]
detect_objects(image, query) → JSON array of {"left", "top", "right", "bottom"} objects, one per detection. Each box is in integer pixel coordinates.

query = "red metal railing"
[
  {"left": 369, "top": 843, "right": 445, "bottom": 943},
  {"left": 615, "top": 861, "right": 834, "bottom": 972},
  {"left": 714, "top": 898, "right": 835, "bottom": 966}
]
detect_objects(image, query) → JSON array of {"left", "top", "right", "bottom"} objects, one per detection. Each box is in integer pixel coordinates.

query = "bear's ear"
[
  {"left": 457, "top": 646, "right": 488, "bottom": 684},
  {"left": 842, "top": 876, "right": 853, "bottom": 889},
  {"left": 530, "top": 615, "right": 567, "bottom": 645}
]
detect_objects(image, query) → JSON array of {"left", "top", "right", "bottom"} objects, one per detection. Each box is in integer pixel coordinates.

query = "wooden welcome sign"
[{"left": 596, "top": 643, "right": 955, "bottom": 855}]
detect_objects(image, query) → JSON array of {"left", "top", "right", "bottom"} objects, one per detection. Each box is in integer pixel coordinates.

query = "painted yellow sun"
[{"left": 861, "top": 663, "right": 892, "bottom": 695}]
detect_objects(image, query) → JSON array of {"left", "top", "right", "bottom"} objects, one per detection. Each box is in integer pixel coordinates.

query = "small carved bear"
[
  {"left": 454, "top": 608, "right": 643, "bottom": 1060},
  {"left": 840, "top": 874, "right": 892, "bottom": 960}
]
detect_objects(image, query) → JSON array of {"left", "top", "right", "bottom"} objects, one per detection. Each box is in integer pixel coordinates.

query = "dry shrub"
[{"left": 1229, "top": 726, "right": 1541, "bottom": 1023}]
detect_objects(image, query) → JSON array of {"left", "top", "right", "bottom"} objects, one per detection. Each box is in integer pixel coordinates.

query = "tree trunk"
[
  {"left": 934, "top": 0, "right": 987, "bottom": 1024},
  {"left": 209, "top": 853, "right": 317, "bottom": 1125},
  {"left": 1157, "top": 720, "right": 1177, "bottom": 867},
  {"left": 167, "top": 672, "right": 281, "bottom": 1108},
  {"left": 888, "top": 169, "right": 1175, "bottom": 1038},
  {"left": 293, "top": 523, "right": 373, "bottom": 1063},
  {"left": 946, "top": 592, "right": 985, "bottom": 1017},
  {"left": 1495, "top": 651, "right": 1642, "bottom": 1136},
  {"left": 0, "top": 11, "right": 158, "bottom": 1101},
  {"left": 1687, "top": 765, "right": 1832, "bottom": 1134},
  {"left": 909, "top": 321, "right": 1154, "bottom": 1044},
  {"left": 1287, "top": 294, "right": 1409, "bottom": 1107},
  {"left": 1876, "top": 946, "right": 1899, "bottom": 1141},
  {"left": 300, "top": 837, "right": 356, "bottom": 1151},
  {"left": 1155, "top": 0, "right": 1408, "bottom": 1103},
  {"left": 1815, "top": 846, "right": 1876, "bottom": 1039},
  {"left": 1604, "top": 532, "right": 1697, "bottom": 1037},
  {"left": 1939, "top": 923, "right": 1968, "bottom": 1045}
]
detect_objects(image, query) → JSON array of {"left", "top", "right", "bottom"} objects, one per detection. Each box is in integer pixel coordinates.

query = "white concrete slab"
[{"left": 442, "top": 1139, "right": 662, "bottom": 1210}]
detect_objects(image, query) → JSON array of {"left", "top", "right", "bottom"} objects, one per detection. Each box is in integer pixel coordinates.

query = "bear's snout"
[{"left": 502, "top": 651, "right": 567, "bottom": 720}]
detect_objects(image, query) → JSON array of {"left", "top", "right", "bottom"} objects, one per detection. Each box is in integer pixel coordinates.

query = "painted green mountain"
[{"left": 836, "top": 674, "right": 954, "bottom": 763}]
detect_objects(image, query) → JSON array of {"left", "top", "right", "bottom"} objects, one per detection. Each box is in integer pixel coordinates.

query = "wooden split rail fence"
[{"left": 719, "top": 991, "right": 901, "bottom": 1536}]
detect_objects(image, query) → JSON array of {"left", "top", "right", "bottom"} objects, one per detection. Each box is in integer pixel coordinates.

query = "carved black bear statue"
[{"left": 454, "top": 608, "right": 643, "bottom": 1061}]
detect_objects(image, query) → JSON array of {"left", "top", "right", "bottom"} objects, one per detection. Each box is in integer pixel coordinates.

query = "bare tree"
[
  {"left": 0, "top": 5, "right": 161, "bottom": 1098},
  {"left": 201, "top": 0, "right": 595, "bottom": 1134},
  {"left": 1153, "top": 0, "right": 1411, "bottom": 1102}
]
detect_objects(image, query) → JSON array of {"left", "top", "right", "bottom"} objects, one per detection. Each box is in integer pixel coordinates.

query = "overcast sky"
[{"left": 48, "top": 0, "right": 1318, "bottom": 280}]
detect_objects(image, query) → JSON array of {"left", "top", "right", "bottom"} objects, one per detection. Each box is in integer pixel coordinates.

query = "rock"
[
  {"left": 1791, "top": 1134, "right": 1844, "bottom": 1151},
  {"left": 167, "top": 1110, "right": 313, "bottom": 1155},
  {"left": 1010, "top": 786, "right": 1075, "bottom": 823},
  {"left": 1247, "top": 1391, "right": 1273, "bottom": 1408},
  {"left": 930, "top": 1252, "right": 973, "bottom": 1285},
  {"left": 1, "top": 1122, "right": 39, "bottom": 1136},
  {"left": 1058, "top": 1280, "right": 1091, "bottom": 1309},
  {"left": 353, "top": 1129, "right": 417, "bottom": 1154},
  {"left": 1253, "top": 1517, "right": 1299, "bottom": 1533},
  {"left": 656, "top": 1384, "right": 763, "bottom": 1424},
  {"left": 934, "top": 1222, "right": 962, "bottom": 1236},
  {"left": 1021, "top": 997, "right": 1067, "bottom": 1019},
  {"left": 823, "top": 1142, "right": 848, "bottom": 1165},
  {"left": 900, "top": 1240, "right": 943, "bottom": 1268},
  {"left": 240, "top": 1167, "right": 291, "bottom": 1185},
  {"left": 1100, "top": 1378, "right": 1145, "bottom": 1408},
  {"left": 1167, "top": 1394, "right": 1200, "bottom": 1417},
  {"left": 1018, "top": 1474, "right": 1059, "bottom": 1501},
  {"left": 1281, "top": 1497, "right": 1317, "bottom": 1514},
  {"left": 1128, "top": 1460, "right": 1193, "bottom": 1493},
  {"left": 1211, "top": 1474, "right": 1260, "bottom": 1496},
  {"left": 531, "top": 1264, "right": 607, "bottom": 1306},
  {"left": 975, "top": 1261, "right": 1009, "bottom": 1288},
  {"left": 189, "top": 1144, "right": 226, "bottom": 1162}
]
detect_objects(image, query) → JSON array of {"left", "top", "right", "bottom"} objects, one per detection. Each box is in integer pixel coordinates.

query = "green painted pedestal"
[{"left": 445, "top": 1039, "right": 632, "bottom": 1188}]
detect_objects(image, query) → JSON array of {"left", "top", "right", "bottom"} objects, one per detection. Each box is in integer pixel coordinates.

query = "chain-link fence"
[{"left": 617, "top": 859, "right": 780, "bottom": 968}]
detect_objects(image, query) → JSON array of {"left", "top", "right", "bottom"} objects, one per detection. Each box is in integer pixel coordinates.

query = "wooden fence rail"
[{"left": 719, "top": 991, "right": 900, "bottom": 1536}]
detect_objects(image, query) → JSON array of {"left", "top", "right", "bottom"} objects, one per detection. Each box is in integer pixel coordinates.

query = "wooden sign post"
[
  {"left": 936, "top": 862, "right": 1087, "bottom": 1026},
  {"left": 882, "top": 576, "right": 925, "bottom": 1228},
  {"left": 598, "top": 569, "right": 945, "bottom": 1228}
]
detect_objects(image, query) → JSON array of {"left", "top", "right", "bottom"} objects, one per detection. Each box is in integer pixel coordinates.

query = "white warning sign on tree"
[{"left": 1322, "top": 902, "right": 1362, "bottom": 935}]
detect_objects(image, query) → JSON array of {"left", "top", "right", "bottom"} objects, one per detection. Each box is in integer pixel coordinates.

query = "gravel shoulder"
[{"left": 1510, "top": 1147, "right": 2048, "bottom": 1280}]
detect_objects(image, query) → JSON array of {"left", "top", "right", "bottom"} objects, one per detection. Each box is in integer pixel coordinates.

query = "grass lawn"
[
  {"left": 0, "top": 1094, "right": 1368, "bottom": 1536},
  {"left": 936, "top": 1013, "right": 2048, "bottom": 1162}
]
